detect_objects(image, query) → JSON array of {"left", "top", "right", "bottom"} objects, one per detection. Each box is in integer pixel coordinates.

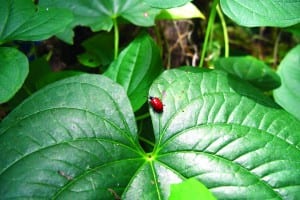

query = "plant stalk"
[
  {"left": 217, "top": 4, "right": 229, "bottom": 57},
  {"left": 199, "top": 0, "right": 219, "bottom": 68}
]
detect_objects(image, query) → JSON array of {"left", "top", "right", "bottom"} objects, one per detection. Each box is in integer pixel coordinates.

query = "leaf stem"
[
  {"left": 199, "top": 0, "right": 219, "bottom": 68},
  {"left": 139, "top": 136, "right": 155, "bottom": 147},
  {"left": 217, "top": 4, "right": 229, "bottom": 57},
  {"left": 135, "top": 112, "right": 150, "bottom": 121},
  {"left": 113, "top": 17, "right": 119, "bottom": 59}
]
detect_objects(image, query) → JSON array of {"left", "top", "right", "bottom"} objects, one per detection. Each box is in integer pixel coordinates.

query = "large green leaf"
[
  {"left": 0, "top": 47, "right": 28, "bottom": 103},
  {"left": 104, "top": 33, "right": 163, "bottom": 112},
  {"left": 1, "top": 68, "right": 300, "bottom": 199},
  {"left": 274, "top": 45, "right": 300, "bottom": 121},
  {"left": 145, "top": 0, "right": 192, "bottom": 9},
  {"left": 214, "top": 56, "right": 281, "bottom": 91},
  {"left": 220, "top": 0, "right": 300, "bottom": 27},
  {"left": 0, "top": 74, "right": 143, "bottom": 199},
  {"left": 0, "top": 0, "right": 72, "bottom": 43},
  {"left": 39, "top": 0, "right": 160, "bottom": 42}
]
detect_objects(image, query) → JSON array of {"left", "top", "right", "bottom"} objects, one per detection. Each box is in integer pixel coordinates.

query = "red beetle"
[{"left": 149, "top": 96, "right": 163, "bottom": 113}]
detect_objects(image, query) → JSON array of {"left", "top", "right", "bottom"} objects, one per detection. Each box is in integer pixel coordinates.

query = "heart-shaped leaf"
[
  {"left": 220, "top": 0, "right": 300, "bottom": 27},
  {"left": 214, "top": 56, "right": 281, "bottom": 91},
  {"left": 274, "top": 45, "right": 300, "bottom": 121},
  {"left": 39, "top": 0, "right": 160, "bottom": 43},
  {"left": 0, "top": 0, "right": 72, "bottom": 43},
  {"left": 0, "top": 47, "right": 28, "bottom": 103},
  {"left": 104, "top": 33, "right": 163, "bottom": 111},
  {"left": 1, "top": 68, "right": 300, "bottom": 199}
]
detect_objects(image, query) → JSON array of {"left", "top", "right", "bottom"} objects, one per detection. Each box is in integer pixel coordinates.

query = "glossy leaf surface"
[
  {"left": 220, "top": 0, "right": 300, "bottom": 27},
  {"left": 0, "top": 47, "right": 28, "bottom": 103},
  {"left": 104, "top": 33, "right": 163, "bottom": 111},
  {"left": 0, "top": 0, "right": 72, "bottom": 42},
  {"left": 1, "top": 68, "right": 300, "bottom": 199},
  {"left": 274, "top": 45, "right": 300, "bottom": 121},
  {"left": 214, "top": 56, "right": 281, "bottom": 91}
]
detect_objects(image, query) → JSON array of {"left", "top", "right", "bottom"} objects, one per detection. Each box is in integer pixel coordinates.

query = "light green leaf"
[
  {"left": 104, "top": 33, "right": 163, "bottom": 111},
  {"left": 274, "top": 45, "right": 300, "bottom": 121},
  {"left": 0, "top": 0, "right": 72, "bottom": 42},
  {"left": 220, "top": 0, "right": 300, "bottom": 27},
  {"left": 145, "top": 0, "right": 192, "bottom": 9},
  {"left": 169, "top": 178, "right": 216, "bottom": 200},
  {"left": 214, "top": 56, "right": 281, "bottom": 91},
  {"left": 156, "top": 2, "right": 205, "bottom": 20},
  {"left": 0, "top": 47, "right": 28, "bottom": 103}
]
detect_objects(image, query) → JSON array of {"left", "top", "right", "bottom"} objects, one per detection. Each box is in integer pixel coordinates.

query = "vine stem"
[
  {"left": 217, "top": 4, "right": 229, "bottom": 57},
  {"left": 113, "top": 17, "right": 119, "bottom": 59},
  {"left": 199, "top": 0, "right": 219, "bottom": 68}
]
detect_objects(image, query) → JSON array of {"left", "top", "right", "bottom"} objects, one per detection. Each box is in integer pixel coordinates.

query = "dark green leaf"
[
  {"left": 145, "top": 0, "right": 191, "bottom": 9},
  {"left": 214, "top": 56, "right": 281, "bottom": 91},
  {"left": 169, "top": 178, "right": 216, "bottom": 200},
  {"left": 78, "top": 33, "right": 114, "bottom": 68},
  {"left": 104, "top": 33, "right": 163, "bottom": 111},
  {"left": 39, "top": 0, "right": 160, "bottom": 42},
  {"left": 0, "top": 47, "right": 28, "bottom": 103},
  {"left": 0, "top": 0, "right": 72, "bottom": 42},
  {"left": 274, "top": 45, "right": 300, "bottom": 121},
  {"left": 220, "top": 0, "right": 300, "bottom": 27}
]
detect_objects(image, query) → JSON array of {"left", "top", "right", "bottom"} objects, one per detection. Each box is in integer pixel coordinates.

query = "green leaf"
[
  {"left": 220, "top": 0, "right": 300, "bottom": 27},
  {"left": 0, "top": 74, "right": 143, "bottom": 199},
  {"left": 0, "top": 0, "right": 72, "bottom": 43},
  {"left": 1, "top": 68, "right": 300, "bottom": 199},
  {"left": 169, "top": 178, "right": 216, "bottom": 200},
  {"left": 78, "top": 33, "right": 114, "bottom": 68},
  {"left": 147, "top": 67, "right": 300, "bottom": 199},
  {"left": 145, "top": 0, "right": 192, "bottom": 9},
  {"left": 39, "top": 0, "right": 160, "bottom": 42},
  {"left": 156, "top": 2, "right": 205, "bottom": 20},
  {"left": 214, "top": 56, "right": 281, "bottom": 91},
  {"left": 0, "top": 47, "right": 28, "bottom": 103},
  {"left": 104, "top": 33, "right": 163, "bottom": 111},
  {"left": 274, "top": 45, "right": 300, "bottom": 121}
]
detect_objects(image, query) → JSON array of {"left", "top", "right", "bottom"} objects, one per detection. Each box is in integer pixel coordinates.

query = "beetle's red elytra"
[{"left": 149, "top": 96, "right": 163, "bottom": 113}]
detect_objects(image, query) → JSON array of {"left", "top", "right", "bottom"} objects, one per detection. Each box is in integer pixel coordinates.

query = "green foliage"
[
  {"left": 39, "top": 0, "right": 160, "bottom": 43},
  {"left": 0, "top": 47, "right": 28, "bottom": 103},
  {"left": 78, "top": 33, "right": 114, "bottom": 68},
  {"left": 1, "top": 0, "right": 300, "bottom": 199},
  {"left": 156, "top": 2, "right": 205, "bottom": 20},
  {"left": 104, "top": 33, "right": 163, "bottom": 111},
  {"left": 0, "top": 0, "right": 72, "bottom": 43},
  {"left": 169, "top": 178, "right": 216, "bottom": 200},
  {"left": 220, "top": 0, "right": 300, "bottom": 27},
  {"left": 214, "top": 56, "right": 281, "bottom": 91},
  {"left": 145, "top": 0, "right": 192, "bottom": 9},
  {"left": 1, "top": 68, "right": 300, "bottom": 199},
  {"left": 274, "top": 45, "right": 300, "bottom": 121}
]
